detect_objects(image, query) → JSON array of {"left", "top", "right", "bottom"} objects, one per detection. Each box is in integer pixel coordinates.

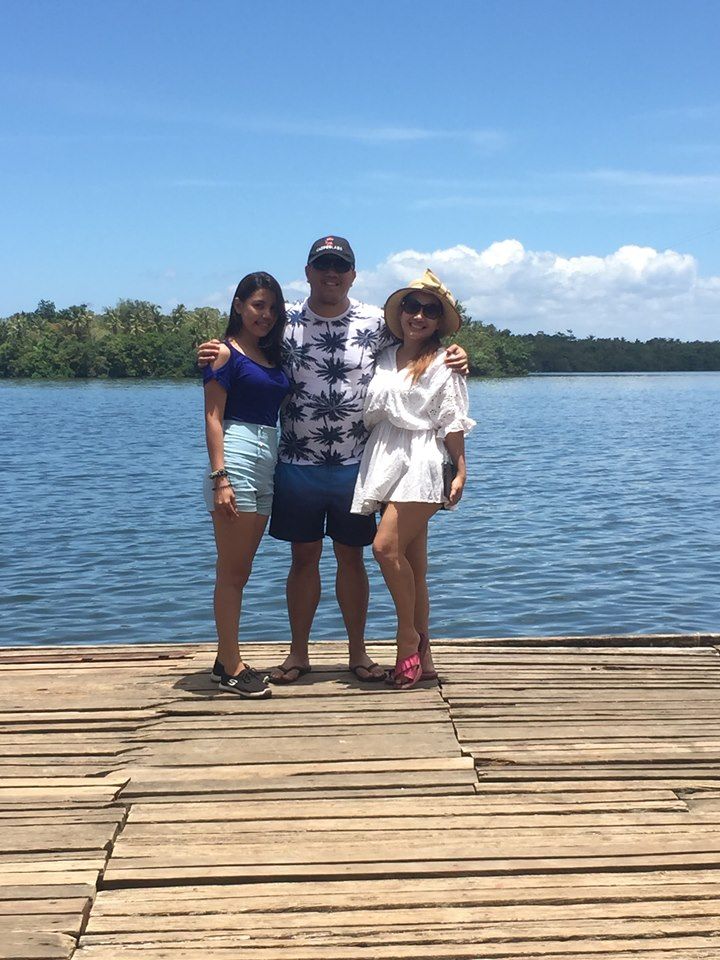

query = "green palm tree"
[{"left": 60, "top": 305, "right": 93, "bottom": 339}]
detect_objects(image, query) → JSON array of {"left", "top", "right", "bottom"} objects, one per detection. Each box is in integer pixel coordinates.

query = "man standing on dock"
[{"left": 198, "top": 236, "right": 467, "bottom": 683}]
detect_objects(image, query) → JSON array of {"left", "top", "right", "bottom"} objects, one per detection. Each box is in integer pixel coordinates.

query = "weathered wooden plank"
[
  {"left": 0, "top": 852, "right": 108, "bottom": 868},
  {"left": 87, "top": 889, "right": 720, "bottom": 928},
  {"left": 124, "top": 719, "right": 449, "bottom": 738},
  {"left": 0, "top": 932, "right": 76, "bottom": 959},
  {"left": 0, "top": 912, "right": 84, "bottom": 935},
  {"left": 127, "top": 734, "right": 461, "bottom": 765},
  {"left": 80, "top": 895, "right": 720, "bottom": 938},
  {"left": 71, "top": 930, "right": 720, "bottom": 959},
  {"left": 107, "top": 828, "right": 720, "bottom": 861},
  {"left": 0, "top": 897, "right": 90, "bottom": 916},
  {"left": 88, "top": 868, "right": 720, "bottom": 904},
  {"left": 466, "top": 748, "right": 720, "bottom": 762},
  {"left": 116, "top": 785, "right": 476, "bottom": 801},
  {"left": 0, "top": 787, "right": 126, "bottom": 802},
  {"left": 125, "top": 800, "right": 688, "bottom": 827},
  {"left": 117, "top": 816, "right": 720, "bottom": 845},
  {"left": 102, "top": 852, "right": 720, "bottom": 886},
  {"left": 0, "top": 810, "right": 125, "bottom": 825},
  {"left": 471, "top": 771, "right": 720, "bottom": 788},
  {"left": 73, "top": 949, "right": 720, "bottom": 960},
  {"left": 0, "top": 857, "right": 107, "bottom": 874},
  {"left": 0, "top": 766, "right": 126, "bottom": 778},
  {"left": 0, "top": 824, "right": 121, "bottom": 854},
  {"left": 0, "top": 884, "right": 95, "bottom": 901},
  {"left": 0, "top": 871, "right": 102, "bottom": 889},
  {"left": 2, "top": 635, "right": 720, "bottom": 960},
  {"left": 163, "top": 697, "right": 445, "bottom": 715}
]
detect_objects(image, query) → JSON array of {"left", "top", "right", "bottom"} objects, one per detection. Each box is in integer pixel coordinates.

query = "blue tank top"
[{"left": 203, "top": 342, "right": 290, "bottom": 427}]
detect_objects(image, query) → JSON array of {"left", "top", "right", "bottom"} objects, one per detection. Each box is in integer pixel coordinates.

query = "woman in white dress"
[{"left": 351, "top": 270, "right": 475, "bottom": 689}]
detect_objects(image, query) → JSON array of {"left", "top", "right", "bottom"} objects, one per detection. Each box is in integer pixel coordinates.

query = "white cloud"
[
  {"left": 283, "top": 279, "right": 311, "bottom": 299},
  {"left": 405, "top": 167, "right": 720, "bottom": 215},
  {"left": 205, "top": 285, "right": 235, "bottom": 307},
  {"left": 644, "top": 104, "right": 720, "bottom": 122},
  {"left": 582, "top": 169, "right": 720, "bottom": 190},
  {"left": 350, "top": 242, "right": 720, "bottom": 341},
  {"left": 337, "top": 126, "right": 505, "bottom": 149},
  {"left": 208, "top": 117, "right": 506, "bottom": 150}
]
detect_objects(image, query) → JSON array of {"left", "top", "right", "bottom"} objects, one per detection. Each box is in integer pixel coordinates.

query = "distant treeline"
[
  {"left": 0, "top": 300, "right": 224, "bottom": 379},
  {"left": 1, "top": 299, "right": 719, "bottom": 379}
]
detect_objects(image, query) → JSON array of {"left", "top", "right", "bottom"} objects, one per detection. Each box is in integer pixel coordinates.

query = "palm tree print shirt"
[{"left": 280, "top": 298, "right": 395, "bottom": 466}]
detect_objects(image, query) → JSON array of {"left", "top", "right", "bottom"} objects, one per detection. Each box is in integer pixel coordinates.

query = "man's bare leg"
[
  {"left": 334, "top": 541, "right": 384, "bottom": 679},
  {"left": 268, "top": 540, "right": 322, "bottom": 682}
]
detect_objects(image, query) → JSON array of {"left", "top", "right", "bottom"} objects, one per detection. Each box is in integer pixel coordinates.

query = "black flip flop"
[{"left": 349, "top": 662, "right": 386, "bottom": 683}]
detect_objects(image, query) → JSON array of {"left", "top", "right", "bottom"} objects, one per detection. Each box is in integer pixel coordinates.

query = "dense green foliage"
[
  {"left": 0, "top": 301, "right": 225, "bottom": 379},
  {"left": 521, "top": 331, "right": 720, "bottom": 373},
  {"left": 451, "top": 304, "right": 533, "bottom": 376},
  {"left": 449, "top": 302, "right": 720, "bottom": 375},
  {"left": 1, "top": 299, "right": 718, "bottom": 378}
]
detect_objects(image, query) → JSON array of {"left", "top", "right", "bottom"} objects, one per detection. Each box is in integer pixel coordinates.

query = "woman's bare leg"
[
  {"left": 211, "top": 511, "right": 269, "bottom": 675},
  {"left": 405, "top": 524, "right": 436, "bottom": 675},
  {"left": 372, "top": 502, "right": 440, "bottom": 662}
]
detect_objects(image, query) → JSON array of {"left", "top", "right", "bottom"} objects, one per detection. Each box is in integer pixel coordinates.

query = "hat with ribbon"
[{"left": 383, "top": 269, "right": 462, "bottom": 339}]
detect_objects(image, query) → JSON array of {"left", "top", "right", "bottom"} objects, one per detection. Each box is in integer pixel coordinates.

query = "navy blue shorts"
[{"left": 270, "top": 463, "right": 377, "bottom": 546}]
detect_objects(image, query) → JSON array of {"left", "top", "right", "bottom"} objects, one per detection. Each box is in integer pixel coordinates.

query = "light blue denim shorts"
[{"left": 204, "top": 420, "right": 279, "bottom": 516}]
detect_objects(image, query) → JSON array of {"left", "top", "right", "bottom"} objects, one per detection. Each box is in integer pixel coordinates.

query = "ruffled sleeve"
[
  {"left": 202, "top": 356, "right": 233, "bottom": 391},
  {"left": 433, "top": 371, "right": 476, "bottom": 438}
]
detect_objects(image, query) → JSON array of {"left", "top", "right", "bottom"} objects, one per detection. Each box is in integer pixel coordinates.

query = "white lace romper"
[{"left": 350, "top": 345, "right": 475, "bottom": 515}]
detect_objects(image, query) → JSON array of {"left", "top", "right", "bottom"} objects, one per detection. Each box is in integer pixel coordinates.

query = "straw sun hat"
[{"left": 383, "top": 269, "right": 462, "bottom": 340}]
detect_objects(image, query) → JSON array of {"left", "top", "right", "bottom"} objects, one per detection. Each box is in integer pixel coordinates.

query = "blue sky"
[{"left": 2, "top": 0, "right": 719, "bottom": 338}]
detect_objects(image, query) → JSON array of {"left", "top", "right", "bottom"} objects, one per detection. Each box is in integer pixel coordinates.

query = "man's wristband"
[{"left": 209, "top": 468, "right": 228, "bottom": 479}]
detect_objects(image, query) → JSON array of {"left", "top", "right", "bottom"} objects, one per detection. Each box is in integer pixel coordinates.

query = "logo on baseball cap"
[{"left": 307, "top": 236, "right": 355, "bottom": 267}]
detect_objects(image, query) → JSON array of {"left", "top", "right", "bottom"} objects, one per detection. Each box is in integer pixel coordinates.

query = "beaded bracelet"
[{"left": 209, "top": 468, "right": 228, "bottom": 480}]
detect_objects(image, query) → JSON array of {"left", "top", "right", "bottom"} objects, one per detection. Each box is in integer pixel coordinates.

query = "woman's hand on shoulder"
[
  {"left": 210, "top": 342, "right": 231, "bottom": 370},
  {"left": 444, "top": 344, "right": 469, "bottom": 377},
  {"left": 196, "top": 338, "right": 224, "bottom": 368}
]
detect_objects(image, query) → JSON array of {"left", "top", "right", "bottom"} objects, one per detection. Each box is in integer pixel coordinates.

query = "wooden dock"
[{"left": 2, "top": 634, "right": 720, "bottom": 959}]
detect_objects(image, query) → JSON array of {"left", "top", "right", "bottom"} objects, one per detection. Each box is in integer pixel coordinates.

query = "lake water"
[{"left": 1, "top": 374, "right": 718, "bottom": 647}]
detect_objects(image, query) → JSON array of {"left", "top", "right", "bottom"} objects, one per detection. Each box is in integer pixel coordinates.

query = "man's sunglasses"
[
  {"left": 311, "top": 256, "right": 353, "bottom": 273},
  {"left": 401, "top": 296, "right": 443, "bottom": 320}
]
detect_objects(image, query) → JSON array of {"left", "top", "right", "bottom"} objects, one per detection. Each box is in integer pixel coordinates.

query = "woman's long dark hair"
[{"left": 225, "top": 272, "right": 287, "bottom": 366}]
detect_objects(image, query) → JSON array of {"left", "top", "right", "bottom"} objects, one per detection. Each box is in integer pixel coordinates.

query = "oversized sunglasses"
[
  {"left": 400, "top": 295, "right": 443, "bottom": 320},
  {"left": 311, "top": 256, "right": 353, "bottom": 273}
]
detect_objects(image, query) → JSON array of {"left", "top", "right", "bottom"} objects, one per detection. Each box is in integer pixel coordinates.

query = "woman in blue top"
[{"left": 203, "top": 272, "right": 290, "bottom": 699}]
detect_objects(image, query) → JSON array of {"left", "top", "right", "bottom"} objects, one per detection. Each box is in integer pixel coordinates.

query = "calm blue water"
[{"left": 1, "top": 374, "right": 718, "bottom": 646}]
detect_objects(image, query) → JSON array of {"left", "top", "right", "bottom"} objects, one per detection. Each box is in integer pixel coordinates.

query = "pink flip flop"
[{"left": 389, "top": 651, "right": 423, "bottom": 690}]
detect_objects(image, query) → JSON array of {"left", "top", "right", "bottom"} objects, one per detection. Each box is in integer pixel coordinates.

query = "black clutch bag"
[{"left": 442, "top": 460, "right": 457, "bottom": 503}]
